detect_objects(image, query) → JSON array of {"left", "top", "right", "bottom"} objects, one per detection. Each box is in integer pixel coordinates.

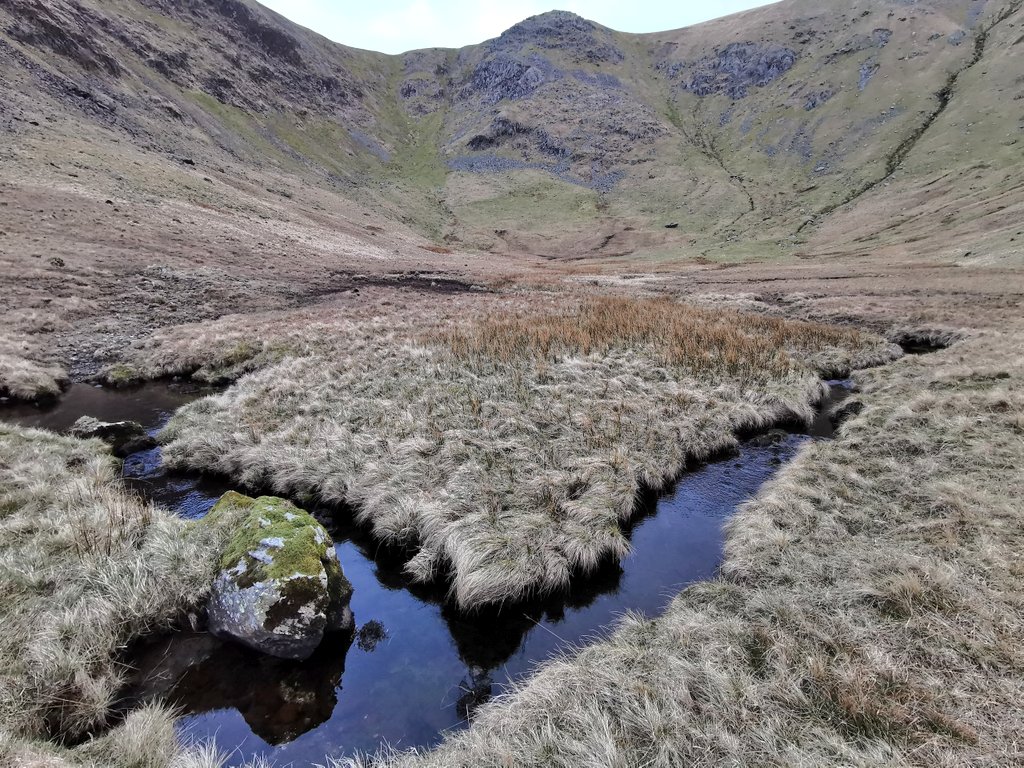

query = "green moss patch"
[{"left": 203, "top": 493, "right": 334, "bottom": 589}]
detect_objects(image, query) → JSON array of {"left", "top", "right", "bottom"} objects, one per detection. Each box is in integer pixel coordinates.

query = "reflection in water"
[
  {"left": 1, "top": 380, "right": 852, "bottom": 765},
  {"left": 0, "top": 381, "right": 207, "bottom": 433},
  {"left": 438, "top": 554, "right": 624, "bottom": 673},
  {"left": 126, "top": 630, "right": 353, "bottom": 745},
  {"left": 355, "top": 620, "right": 389, "bottom": 653},
  {"left": 456, "top": 667, "right": 494, "bottom": 722}
]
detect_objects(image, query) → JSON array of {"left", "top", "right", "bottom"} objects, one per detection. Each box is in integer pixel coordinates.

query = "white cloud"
[{"left": 467, "top": 3, "right": 548, "bottom": 43}]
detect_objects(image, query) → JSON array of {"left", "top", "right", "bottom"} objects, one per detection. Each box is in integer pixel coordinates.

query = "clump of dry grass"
[
  {"left": 162, "top": 297, "right": 895, "bottom": 609},
  {"left": 1, "top": 708, "right": 230, "bottom": 768},
  {"left": 102, "top": 299, "right": 444, "bottom": 387},
  {"left": 345, "top": 330, "right": 1023, "bottom": 767},
  {"left": 100, "top": 311, "right": 351, "bottom": 387},
  {"left": 0, "top": 425, "right": 236, "bottom": 767},
  {"left": 439, "top": 297, "right": 889, "bottom": 378},
  {"left": 0, "top": 333, "right": 67, "bottom": 401}
]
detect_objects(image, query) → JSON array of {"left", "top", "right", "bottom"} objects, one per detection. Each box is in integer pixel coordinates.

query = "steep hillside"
[{"left": 2, "top": 0, "right": 1021, "bottom": 263}]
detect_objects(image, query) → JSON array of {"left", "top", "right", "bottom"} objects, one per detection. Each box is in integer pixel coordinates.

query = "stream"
[{"left": 2, "top": 379, "right": 851, "bottom": 764}]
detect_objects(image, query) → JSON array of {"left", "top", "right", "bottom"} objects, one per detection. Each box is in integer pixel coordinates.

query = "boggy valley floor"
[
  {"left": 155, "top": 296, "right": 896, "bottom": 609},
  {"left": 2, "top": 270, "right": 1022, "bottom": 767},
  {"left": 362, "top": 319, "right": 1024, "bottom": 767},
  {"left": 2, "top": 0, "right": 1024, "bottom": 764}
]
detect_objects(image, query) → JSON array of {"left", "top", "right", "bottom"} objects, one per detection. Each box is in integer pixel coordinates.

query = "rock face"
[
  {"left": 69, "top": 415, "right": 156, "bottom": 457},
  {"left": 204, "top": 492, "right": 354, "bottom": 661},
  {"left": 676, "top": 42, "right": 798, "bottom": 98}
]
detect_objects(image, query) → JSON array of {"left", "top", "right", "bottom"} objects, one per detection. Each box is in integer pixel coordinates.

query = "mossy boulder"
[
  {"left": 103, "top": 363, "right": 142, "bottom": 388},
  {"left": 204, "top": 492, "right": 354, "bottom": 660}
]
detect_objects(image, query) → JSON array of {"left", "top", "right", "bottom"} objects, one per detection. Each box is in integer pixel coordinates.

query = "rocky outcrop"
[
  {"left": 466, "top": 117, "right": 566, "bottom": 157},
  {"left": 804, "top": 87, "right": 835, "bottom": 110},
  {"left": 5, "top": 0, "right": 122, "bottom": 76},
  {"left": 492, "top": 11, "right": 624, "bottom": 64},
  {"left": 204, "top": 492, "right": 354, "bottom": 661},
  {"left": 677, "top": 42, "right": 798, "bottom": 99},
  {"left": 69, "top": 415, "right": 156, "bottom": 457},
  {"left": 468, "top": 52, "right": 557, "bottom": 103}
]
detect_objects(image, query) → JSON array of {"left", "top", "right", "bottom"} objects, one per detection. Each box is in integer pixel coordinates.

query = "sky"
[{"left": 257, "top": 1, "right": 780, "bottom": 54}]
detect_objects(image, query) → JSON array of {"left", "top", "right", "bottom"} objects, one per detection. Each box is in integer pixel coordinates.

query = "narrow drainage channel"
[{"left": 2, "top": 380, "right": 853, "bottom": 764}]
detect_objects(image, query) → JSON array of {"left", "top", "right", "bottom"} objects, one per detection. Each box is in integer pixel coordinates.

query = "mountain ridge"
[{"left": 1, "top": 0, "right": 1022, "bottom": 266}]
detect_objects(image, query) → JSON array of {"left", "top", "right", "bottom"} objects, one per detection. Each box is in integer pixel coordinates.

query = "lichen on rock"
[{"left": 203, "top": 492, "right": 354, "bottom": 660}]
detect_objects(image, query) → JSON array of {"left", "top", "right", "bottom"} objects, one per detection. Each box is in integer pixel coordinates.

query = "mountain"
[{"left": 1, "top": 0, "right": 1022, "bottom": 269}]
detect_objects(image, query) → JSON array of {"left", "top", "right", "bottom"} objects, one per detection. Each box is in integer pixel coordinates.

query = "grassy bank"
[
  {"left": 0, "top": 333, "right": 67, "bottom": 401},
  {"left": 161, "top": 297, "right": 896, "bottom": 609},
  {"left": 347, "top": 329, "right": 1023, "bottom": 766},
  {"left": 0, "top": 425, "right": 230, "bottom": 767}
]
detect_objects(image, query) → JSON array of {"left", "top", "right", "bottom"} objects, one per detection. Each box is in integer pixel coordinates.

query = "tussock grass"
[
  {"left": 0, "top": 333, "right": 67, "bottom": 401},
  {"left": 0, "top": 425, "right": 234, "bottom": 767},
  {"left": 348, "top": 330, "right": 1024, "bottom": 767},
  {"left": 101, "top": 311, "right": 361, "bottom": 386},
  {"left": 439, "top": 296, "right": 888, "bottom": 377},
  {"left": 102, "top": 303, "right": 438, "bottom": 387},
  {"left": 162, "top": 297, "right": 896, "bottom": 608},
  {"left": 1, "top": 707, "right": 230, "bottom": 768}
]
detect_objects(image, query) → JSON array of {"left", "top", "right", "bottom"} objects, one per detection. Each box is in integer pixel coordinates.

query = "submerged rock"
[
  {"left": 747, "top": 428, "right": 789, "bottom": 448},
  {"left": 829, "top": 399, "right": 865, "bottom": 427},
  {"left": 69, "top": 415, "right": 156, "bottom": 457},
  {"left": 204, "top": 492, "right": 354, "bottom": 661}
]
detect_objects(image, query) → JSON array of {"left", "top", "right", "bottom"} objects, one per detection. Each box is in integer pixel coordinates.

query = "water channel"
[{"left": 2, "top": 379, "right": 851, "bottom": 764}]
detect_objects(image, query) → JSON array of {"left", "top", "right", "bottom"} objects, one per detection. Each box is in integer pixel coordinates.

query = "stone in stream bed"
[
  {"left": 203, "top": 492, "right": 354, "bottom": 661},
  {"left": 746, "top": 428, "right": 789, "bottom": 448},
  {"left": 69, "top": 415, "right": 156, "bottom": 457},
  {"left": 829, "top": 398, "right": 865, "bottom": 427}
]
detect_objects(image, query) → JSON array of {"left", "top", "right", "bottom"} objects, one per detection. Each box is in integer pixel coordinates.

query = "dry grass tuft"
[
  {"left": 0, "top": 333, "right": 67, "bottom": 401},
  {"left": 99, "top": 311, "right": 357, "bottom": 386},
  {"left": 102, "top": 299, "right": 449, "bottom": 387},
  {"left": 439, "top": 296, "right": 887, "bottom": 378},
  {"left": 0, "top": 425, "right": 233, "bottom": 767}
]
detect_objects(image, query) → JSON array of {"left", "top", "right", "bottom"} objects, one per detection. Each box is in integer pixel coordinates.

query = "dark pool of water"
[
  {"left": 901, "top": 342, "right": 946, "bottom": 355},
  {"left": 1, "top": 380, "right": 851, "bottom": 764},
  {"left": 1, "top": 382, "right": 228, "bottom": 517}
]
